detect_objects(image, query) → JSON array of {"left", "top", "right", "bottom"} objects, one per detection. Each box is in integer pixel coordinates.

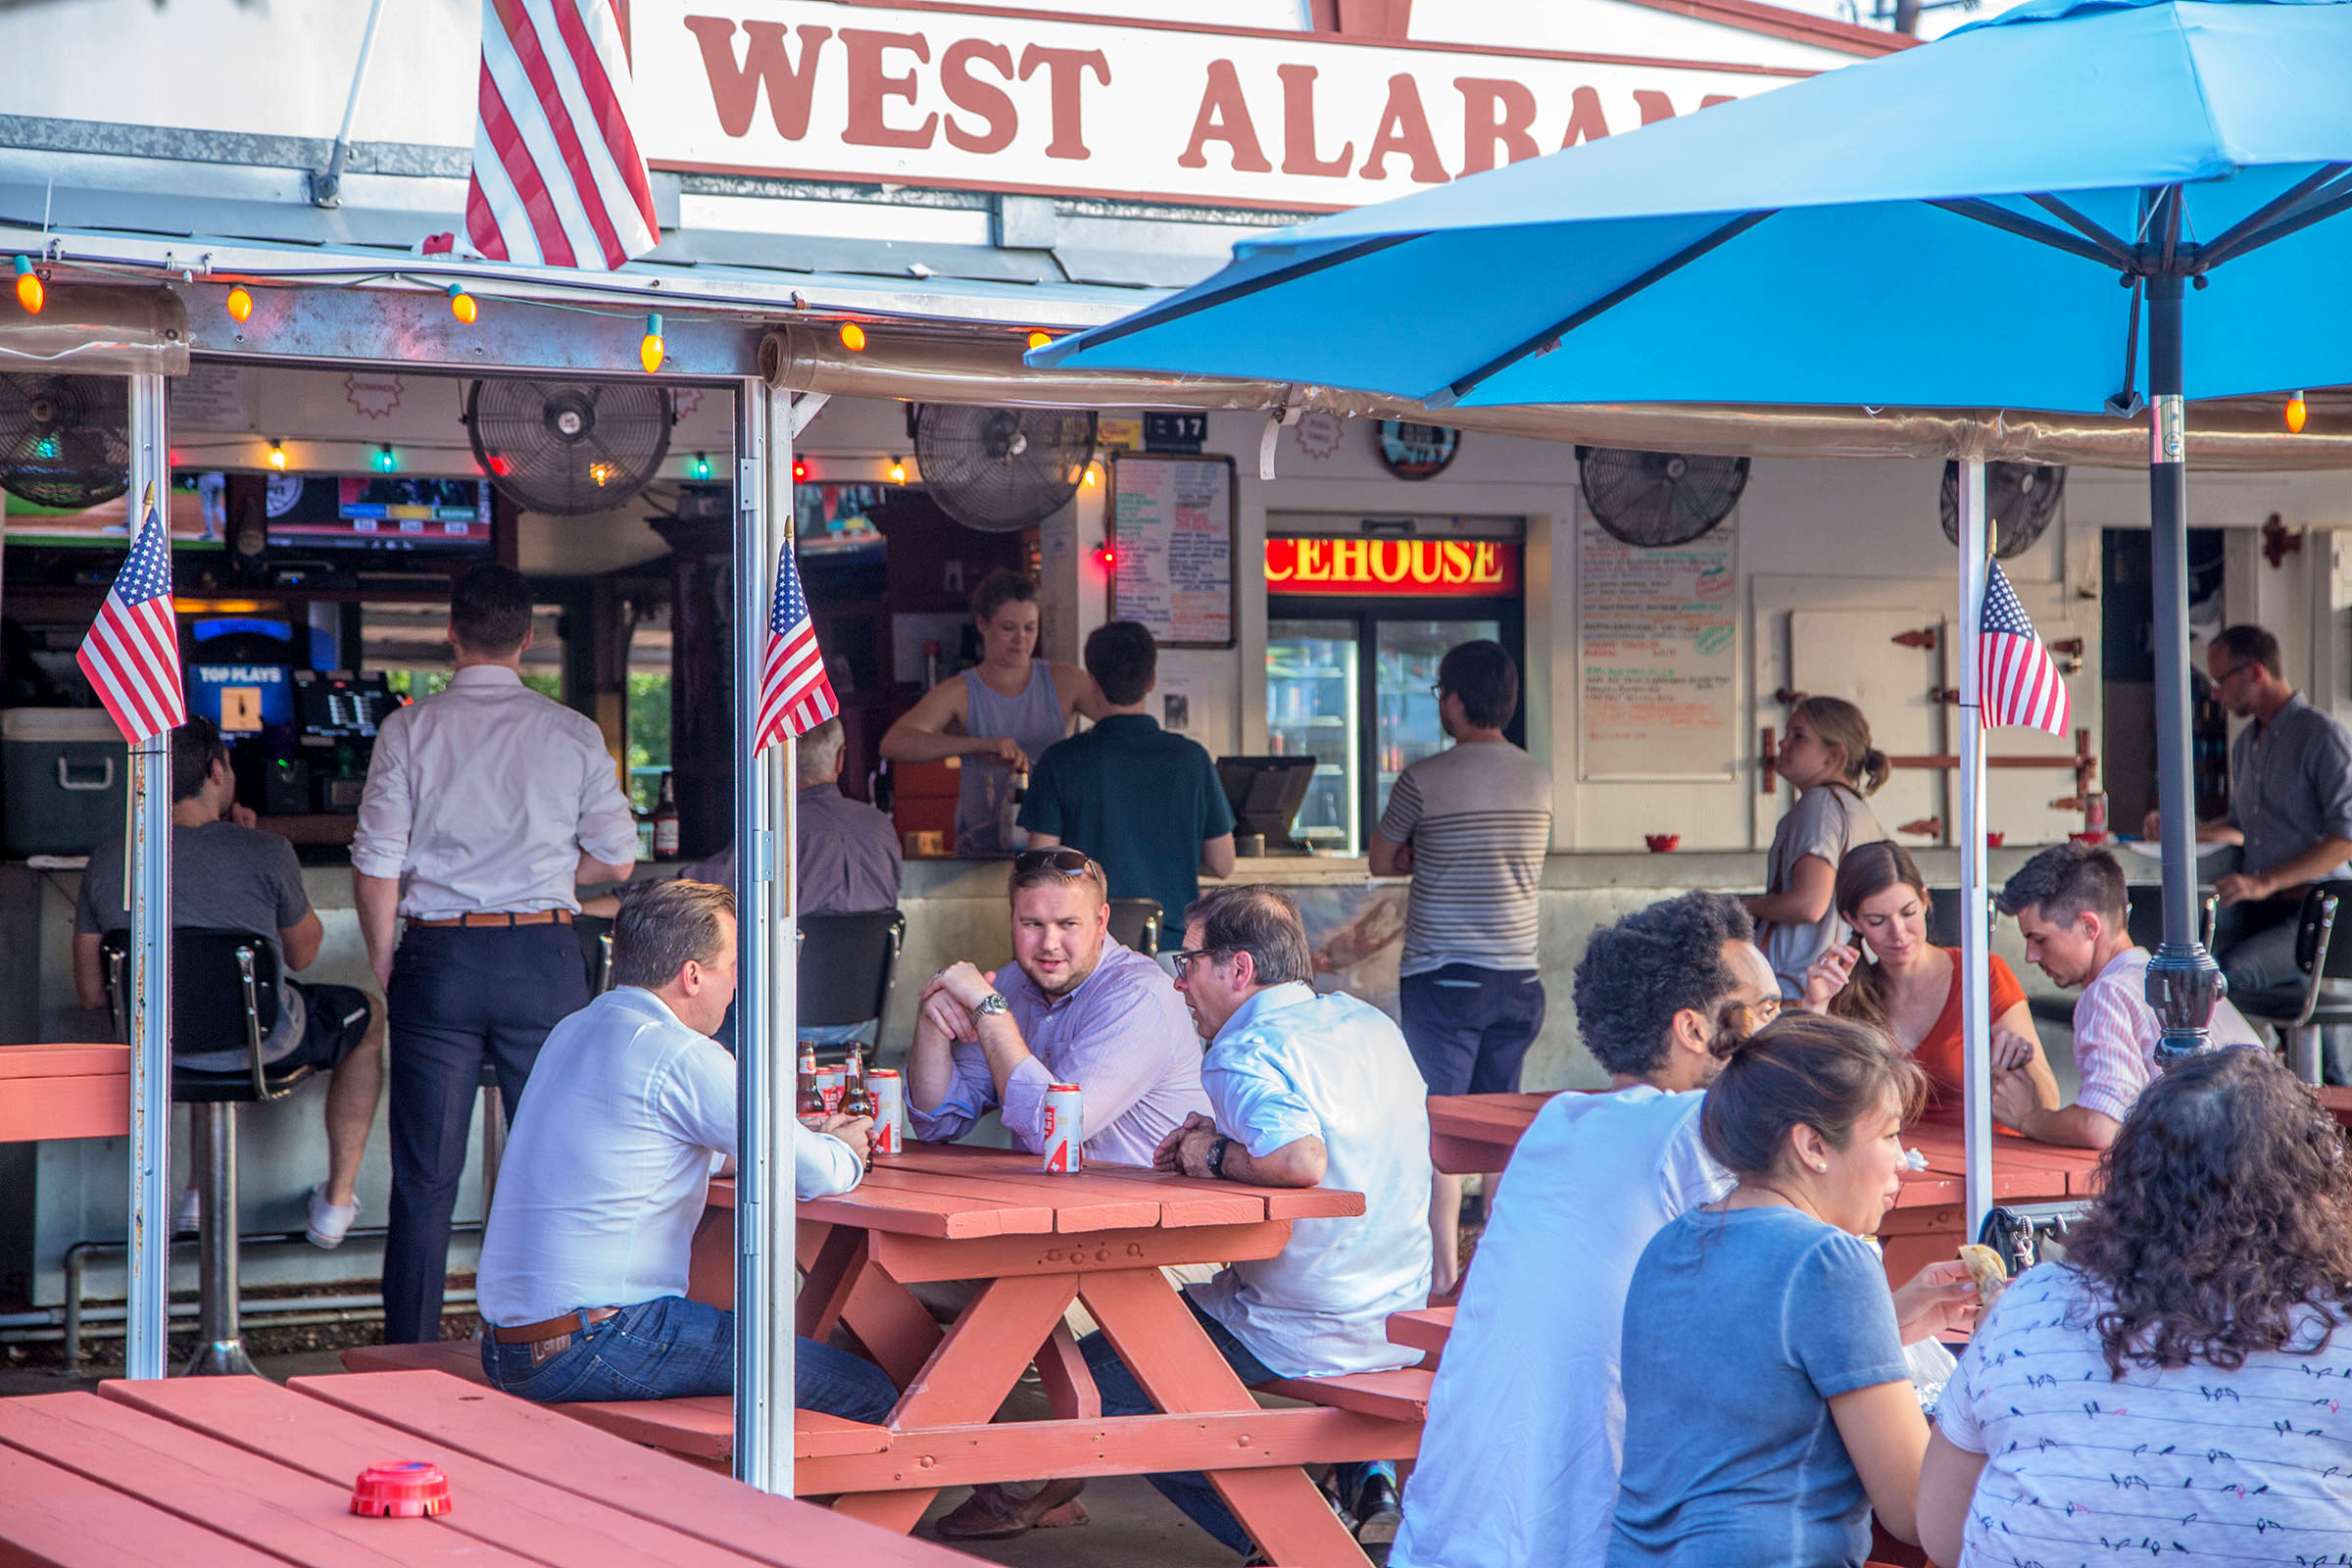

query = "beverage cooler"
[{"left": 1265, "top": 522, "right": 1525, "bottom": 855}]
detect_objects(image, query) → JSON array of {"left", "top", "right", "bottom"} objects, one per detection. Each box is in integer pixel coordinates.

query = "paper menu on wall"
[
  {"left": 1578, "top": 514, "right": 1739, "bottom": 780},
  {"left": 1108, "top": 455, "right": 1235, "bottom": 648}
]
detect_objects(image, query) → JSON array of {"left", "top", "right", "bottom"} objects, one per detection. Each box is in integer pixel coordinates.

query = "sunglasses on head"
[{"left": 1013, "top": 847, "right": 1098, "bottom": 877}]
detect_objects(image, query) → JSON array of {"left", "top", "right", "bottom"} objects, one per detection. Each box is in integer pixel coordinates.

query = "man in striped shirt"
[
  {"left": 1370, "top": 640, "right": 1553, "bottom": 1296},
  {"left": 1992, "top": 843, "right": 2262, "bottom": 1148}
]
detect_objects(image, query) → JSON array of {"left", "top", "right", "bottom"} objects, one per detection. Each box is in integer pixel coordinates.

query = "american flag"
[
  {"left": 75, "top": 490, "right": 185, "bottom": 742},
  {"left": 465, "top": 0, "right": 659, "bottom": 270},
  {"left": 1980, "top": 560, "right": 2071, "bottom": 736},
  {"left": 756, "top": 539, "right": 838, "bottom": 750}
]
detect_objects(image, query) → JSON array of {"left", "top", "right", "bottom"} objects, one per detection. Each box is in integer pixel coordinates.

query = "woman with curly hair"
[{"left": 1919, "top": 1048, "right": 2352, "bottom": 1564}]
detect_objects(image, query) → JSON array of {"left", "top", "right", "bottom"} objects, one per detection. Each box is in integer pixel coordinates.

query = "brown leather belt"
[
  {"left": 492, "top": 1306, "right": 619, "bottom": 1365},
  {"left": 406, "top": 909, "right": 574, "bottom": 929}
]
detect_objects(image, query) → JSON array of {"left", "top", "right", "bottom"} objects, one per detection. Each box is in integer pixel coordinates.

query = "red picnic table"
[
  {"left": 1427, "top": 1092, "right": 2104, "bottom": 1285},
  {"left": 0, "top": 1043, "right": 128, "bottom": 1143},
  {"left": 0, "top": 1369, "right": 965, "bottom": 1568},
  {"left": 685, "top": 1140, "right": 1418, "bottom": 1568}
]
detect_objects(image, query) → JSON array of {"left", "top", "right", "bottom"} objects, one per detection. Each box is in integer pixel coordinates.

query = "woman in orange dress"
[{"left": 1799, "top": 840, "right": 2060, "bottom": 1117}]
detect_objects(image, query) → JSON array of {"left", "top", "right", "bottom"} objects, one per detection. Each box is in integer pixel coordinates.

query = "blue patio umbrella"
[{"left": 1038, "top": 0, "right": 2352, "bottom": 1084}]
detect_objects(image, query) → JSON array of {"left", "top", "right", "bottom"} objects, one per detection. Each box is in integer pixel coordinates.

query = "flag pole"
[
  {"left": 761, "top": 382, "right": 799, "bottom": 1496},
  {"left": 1956, "top": 457, "right": 1993, "bottom": 1241},
  {"left": 123, "top": 382, "right": 173, "bottom": 1380}
]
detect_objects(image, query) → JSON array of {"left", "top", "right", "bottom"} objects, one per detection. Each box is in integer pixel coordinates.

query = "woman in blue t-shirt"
[{"left": 1606, "top": 1014, "right": 1982, "bottom": 1568}]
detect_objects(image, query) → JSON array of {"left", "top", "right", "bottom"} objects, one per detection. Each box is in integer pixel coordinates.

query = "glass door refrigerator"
[{"left": 1266, "top": 526, "right": 1525, "bottom": 855}]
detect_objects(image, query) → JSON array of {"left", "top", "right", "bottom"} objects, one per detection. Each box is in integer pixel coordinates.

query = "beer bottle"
[
  {"left": 795, "top": 1044, "right": 825, "bottom": 1117},
  {"left": 652, "top": 770, "right": 681, "bottom": 858},
  {"left": 841, "top": 1047, "right": 878, "bottom": 1120}
]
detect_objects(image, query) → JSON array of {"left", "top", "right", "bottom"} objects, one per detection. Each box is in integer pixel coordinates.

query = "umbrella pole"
[
  {"left": 123, "top": 373, "right": 172, "bottom": 1381},
  {"left": 1955, "top": 458, "right": 1992, "bottom": 1239},
  {"left": 2144, "top": 274, "right": 2226, "bottom": 1063}
]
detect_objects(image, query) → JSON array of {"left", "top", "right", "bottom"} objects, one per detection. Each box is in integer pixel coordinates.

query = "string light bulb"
[
  {"left": 373, "top": 443, "right": 397, "bottom": 473},
  {"left": 590, "top": 461, "right": 616, "bottom": 487},
  {"left": 689, "top": 452, "right": 711, "bottom": 480},
  {"left": 792, "top": 459, "right": 808, "bottom": 482},
  {"left": 640, "top": 313, "right": 664, "bottom": 374},
  {"left": 448, "top": 284, "right": 477, "bottom": 325},
  {"left": 1093, "top": 542, "right": 1116, "bottom": 570},
  {"left": 2287, "top": 390, "right": 2309, "bottom": 434},
  {"left": 889, "top": 455, "right": 906, "bottom": 484},
  {"left": 267, "top": 439, "right": 287, "bottom": 471},
  {"left": 1083, "top": 463, "right": 1099, "bottom": 488},
  {"left": 841, "top": 321, "right": 866, "bottom": 352},
  {"left": 13, "top": 256, "right": 41, "bottom": 315},
  {"left": 1027, "top": 329, "right": 1052, "bottom": 350},
  {"left": 225, "top": 286, "right": 254, "bottom": 323}
]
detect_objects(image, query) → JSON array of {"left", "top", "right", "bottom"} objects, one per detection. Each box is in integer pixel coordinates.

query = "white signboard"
[
  {"left": 1578, "top": 513, "right": 1739, "bottom": 780},
  {"left": 1109, "top": 454, "right": 1235, "bottom": 648},
  {"left": 637, "top": 1, "right": 1801, "bottom": 212}
]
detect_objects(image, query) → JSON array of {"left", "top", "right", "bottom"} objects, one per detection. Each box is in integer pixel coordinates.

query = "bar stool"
[
  {"left": 2227, "top": 880, "right": 2352, "bottom": 1085},
  {"left": 1106, "top": 898, "right": 1164, "bottom": 957},
  {"left": 795, "top": 910, "right": 906, "bottom": 1053},
  {"left": 103, "top": 927, "right": 317, "bottom": 1377}
]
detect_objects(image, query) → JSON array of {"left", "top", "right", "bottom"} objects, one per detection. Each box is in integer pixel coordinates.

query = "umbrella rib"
[
  {"left": 1927, "top": 199, "right": 2117, "bottom": 269},
  {"left": 2024, "top": 195, "right": 2134, "bottom": 270},
  {"left": 1051, "top": 232, "right": 1429, "bottom": 356},
  {"left": 2199, "top": 168, "right": 2352, "bottom": 270},
  {"left": 2198, "top": 163, "right": 2349, "bottom": 266},
  {"left": 1429, "top": 209, "right": 1776, "bottom": 408}
]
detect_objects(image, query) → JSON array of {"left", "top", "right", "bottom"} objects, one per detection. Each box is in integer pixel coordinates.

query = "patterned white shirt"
[{"left": 2070, "top": 947, "right": 2262, "bottom": 1123}]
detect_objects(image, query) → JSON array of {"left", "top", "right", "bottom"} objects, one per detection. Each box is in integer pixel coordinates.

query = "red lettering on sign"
[
  {"left": 1560, "top": 85, "right": 1610, "bottom": 148},
  {"left": 1018, "top": 45, "right": 1109, "bottom": 161},
  {"left": 842, "top": 29, "right": 937, "bottom": 149},
  {"left": 685, "top": 17, "right": 831, "bottom": 140},
  {"left": 1179, "top": 60, "right": 1272, "bottom": 173},
  {"left": 1359, "top": 74, "right": 1445, "bottom": 184},
  {"left": 1278, "top": 65, "right": 1353, "bottom": 177},
  {"left": 941, "top": 38, "right": 1017, "bottom": 154},
  {"left": 1634, "top": 89, "right": 1678, "bottom": 125},
  {"left": 1455, "top": 77, "right": 1539, "bottom": 175}
]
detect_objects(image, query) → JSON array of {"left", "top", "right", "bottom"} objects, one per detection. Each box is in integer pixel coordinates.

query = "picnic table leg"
[
  {"left": 828, "top": 1271, "right": 1080, "bottom": 1534},
  {"left": 1034, "top": 1322, "right": 1102, "bottom": 1420},
  {"left": 1079, "top": 1267, "right": 1368, "bottom": 1568},
  {"left": 798, "top": 1227, "right": 866, "bottom": 1343},
  {"left": 798, "top": 1225, "right": 943, "bottom": 1390}
]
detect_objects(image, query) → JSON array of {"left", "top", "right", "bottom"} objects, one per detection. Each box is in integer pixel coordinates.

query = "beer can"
[
  {"left": 818, "top": 1063, "right": 846, "bottom": 1114},
  {"left": 868, "top": 1067, "right": 903, "bottom": 1156},
  {"left": 1041, "top": 1083, "right": 1083, "bottom": 1174},
  {"left": 2083, "top": 791, "right": 2110, "bottom": 842}
]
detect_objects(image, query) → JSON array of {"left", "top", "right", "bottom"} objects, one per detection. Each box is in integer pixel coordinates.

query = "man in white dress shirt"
[
  {"left": 475, "top": 879, "right": 894, "bottom": 1417},
  {"left": 1392, "top": 892, "right": 1773, "bottom": 1568},
  {"left": 353, "top": 564, "right": 642, "bottom": 1344}
]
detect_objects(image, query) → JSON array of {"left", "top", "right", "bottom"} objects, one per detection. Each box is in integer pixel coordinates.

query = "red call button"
[
  {"left": 1265, "top": 537, "right": 1521, "bottom": 597},
  {"left": 351, "top": 1460, "right": 453, "bottom": 1518}
]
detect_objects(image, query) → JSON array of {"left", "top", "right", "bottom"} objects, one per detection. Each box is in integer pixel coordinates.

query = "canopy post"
[
  {"left": 730, "top": 381, "right": 784, "bottom": 1489},
  {"left": 2143, "top": 272, "right": 2225, "bottom": 1064},
  {"left": 1955, "top": 456, "right": 1992, "bottom": 1240},
  {"left": 122, "top": 371, "right": 172, "bottom": 1381},
  {"left": 761, "top": 385, "right": 800, "bottom": 1492}
]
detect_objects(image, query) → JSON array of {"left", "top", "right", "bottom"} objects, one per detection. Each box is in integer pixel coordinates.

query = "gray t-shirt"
[
  {"left": 1609, "top": 1205, "right": 1909, "bottom": 1568},
  {"left": 76, "top": 820, "right": 311, "bottom": 1070},
  {"left": 1761, "top": 785, "right": 1883, "bottom": 995},
  {"left": 1378, "top": 741, "right": 1553, "bottom": 976},
  {"left": 2227, "top": 693, "right": 2352, "bottom": 880}
]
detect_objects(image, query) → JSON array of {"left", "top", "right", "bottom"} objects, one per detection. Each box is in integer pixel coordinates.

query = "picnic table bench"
[
  {"left": 0, "top": 1043, "right": 128, "bottom": 1143},
  {"left": 0, "top": 1369, "right": 967, "bottom": 1568}
]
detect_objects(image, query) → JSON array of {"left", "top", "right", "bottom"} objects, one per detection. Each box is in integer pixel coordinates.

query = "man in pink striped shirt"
[{"left": 1992, "top": 844, "right": 2261, "bottom": 1148}]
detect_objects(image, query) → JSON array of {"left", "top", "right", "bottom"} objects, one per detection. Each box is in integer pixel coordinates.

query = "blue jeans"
[
  {"left": 1081, "top": 1296, "right": 1376, "bottom": 1557},
  {"left": 479, "top": 1295, "right": 898, "bottom": 1422}
]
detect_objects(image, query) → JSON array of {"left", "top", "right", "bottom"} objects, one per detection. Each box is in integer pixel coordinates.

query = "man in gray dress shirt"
[{"left": 2154, "top": 624, "right": 2352, "bottom": 1082}]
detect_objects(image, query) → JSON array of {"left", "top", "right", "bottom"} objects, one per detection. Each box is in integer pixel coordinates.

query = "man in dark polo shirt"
[{"left": 1019, "top": 620, "right": 1235, "bottom": 924}]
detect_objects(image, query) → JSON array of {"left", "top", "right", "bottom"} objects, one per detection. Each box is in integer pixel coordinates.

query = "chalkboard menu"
[
  {"left": 1107, "top": 454, "right": 1236, "bottom": 648},
  {"left": 1578, "top": 511, "right": 1740, "bottom": 780}
]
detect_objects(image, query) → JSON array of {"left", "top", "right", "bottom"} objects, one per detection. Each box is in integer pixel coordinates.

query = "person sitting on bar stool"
[
  {"left": 352, "top": 564, "right": 642, "bottom": 1345},
  {"left": 474, "top": 878, "right": 895, "bottom": 1417},
  {"left": 73, "top": 715, "right": 383, "bottom": 1249},
  {"left": 1994, "top": 842, "right": 2265, "bottom": 1149}
]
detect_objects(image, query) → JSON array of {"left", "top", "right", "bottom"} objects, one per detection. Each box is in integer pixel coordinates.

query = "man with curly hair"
[{"left": 1394, "top": 892, "right": 1779, "bottom": 1568}]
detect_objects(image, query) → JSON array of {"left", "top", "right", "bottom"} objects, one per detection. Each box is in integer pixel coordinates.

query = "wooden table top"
[
  {"left": 0, "top": 1370, "right": 966, "bottom": 1568},
  {"left": 711, "top": 1140, "right": 1366, "bottom": 1238}
]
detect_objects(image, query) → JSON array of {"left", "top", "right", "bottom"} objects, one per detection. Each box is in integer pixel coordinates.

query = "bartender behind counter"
[
  {"left": 879, "top": 569, "right": 1105, "bottom": 855},
  {"left": 352, "top": 564, "right": 641, "bottom": 1346}
]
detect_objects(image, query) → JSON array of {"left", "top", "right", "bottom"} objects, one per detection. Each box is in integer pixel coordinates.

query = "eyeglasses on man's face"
[{"left": 1167, "top": 947, "right": 1219, "bottom": 973}]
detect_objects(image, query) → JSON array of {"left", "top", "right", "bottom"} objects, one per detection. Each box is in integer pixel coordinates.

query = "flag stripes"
[
  {"left": 757, "top": 541, "right": 839, "bottom": 751},
  {"left": 75, "top": 496, "right": 185, "bottom": 743},
  {"left": 1979, "top": 560, "right": 2071, "bottom": 736}
]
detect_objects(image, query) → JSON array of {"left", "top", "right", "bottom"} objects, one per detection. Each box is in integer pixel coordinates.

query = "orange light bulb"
[
  {"left": 267, "top": 440, "right": 287, "bottom": 471},
  {"left": 889, "top": 456, "right": 906, "bottom": 484},
  {"left": 225, "top": 286, "right": 254, "bottom": 322},
  {"left": 1027, "top": 329, "right": 1052, "bottom": 350},
  {"left": 449, "top": 285, "right": 477, "bottom": 325},
  {"left": 13, "top": 257, "right": 42, "bottom": 316},
  {"left": 2287, "top": 391, "right": 2309, "bottom": 434},
  {"left": 640, "top": 312, "right": 664, "bottom": 374},
  {"left": 841, "top": 321, "right": 866, "bottom": 352}
]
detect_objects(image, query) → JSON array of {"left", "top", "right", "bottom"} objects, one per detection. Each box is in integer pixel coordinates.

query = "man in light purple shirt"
[{"left": 906, "top": 848, "right": 1208, "bottom": 1170}]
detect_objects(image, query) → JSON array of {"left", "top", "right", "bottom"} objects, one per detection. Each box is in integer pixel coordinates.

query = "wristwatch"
[
  {"left": 1206, "top": 1135, "right": 1232, "bottom": 1180},
  {"left": 974, "top": 992, "right": 1009, "bottom": 1018}
]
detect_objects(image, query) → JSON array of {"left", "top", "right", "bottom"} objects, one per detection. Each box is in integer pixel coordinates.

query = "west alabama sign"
[{"left": 641, "top": 2, "right": 1815, "bottom": 212}]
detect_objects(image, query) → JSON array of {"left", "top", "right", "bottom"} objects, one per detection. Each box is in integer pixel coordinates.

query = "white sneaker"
[
  {"left": 173, "top": 1186, "right": 200, "bottom": 1235},
  {"left": 306, "top": 1184, "right": 359, "bottom": 1250}
]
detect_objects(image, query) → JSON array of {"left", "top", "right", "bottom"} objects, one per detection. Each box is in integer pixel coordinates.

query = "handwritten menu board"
[
  {"left": 1108, "top": 454, "right": 1235, "bottom": 648},
  {"left": 1578, "top": 514, "right": 1739, "bottom": 780}
]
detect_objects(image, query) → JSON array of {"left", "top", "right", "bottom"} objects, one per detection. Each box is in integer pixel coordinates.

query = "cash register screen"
[{"left": 294, "top": 670, "right": 401, "bottom": 739}]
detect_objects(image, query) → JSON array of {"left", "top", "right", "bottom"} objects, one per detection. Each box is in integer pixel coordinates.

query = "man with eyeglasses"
[
  {"left": 1394, "top": 892, "right": 1777, "bottom": 1568},
  {"left": 2145, "top": 623, "right": 2352, "bottom": 1082},
  {"left": 906, "top": 848, "right": 1209, "bottom": 1169}
]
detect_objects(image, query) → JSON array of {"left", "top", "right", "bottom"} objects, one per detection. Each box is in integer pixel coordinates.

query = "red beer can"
[
  {"left": 818, "top": 1063, "right": 846, "bottom": 1114},
  {"left": 868, "top": 1067, "right": 903, "bottom": 1156},
  {"left": 2083, "top": 791, "right": 2110, "bottom": 843},
  {"left": 1042, "top": 1083, "right": 1083, "bottom": 1174}
]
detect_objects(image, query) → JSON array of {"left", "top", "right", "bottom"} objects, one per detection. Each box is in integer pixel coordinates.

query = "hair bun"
[{"left": 1705, "top": 1000, "right": 1773, "bottom": 1061}]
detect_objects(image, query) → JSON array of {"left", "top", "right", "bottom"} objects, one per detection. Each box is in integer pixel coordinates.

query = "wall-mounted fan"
[
  {"left": 466, "top": 378, "right": 672, "bottom": 516},
  {"left": 0, "top": 373, "right": 129, "bottom": 509},
  {"left": 911, "top": 405, "right": 1097, "bottom": 532},
  {"left": 1939, "top": 461, "right": 2065, "bottom": 559},
  {"left": 1577, "top": 446, "right": 1747, "bottom": 547}
]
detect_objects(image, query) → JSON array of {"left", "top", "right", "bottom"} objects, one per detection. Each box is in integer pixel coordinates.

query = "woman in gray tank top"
[{"left": 880, "top": 570, "right": 1104, "bottom": 855}]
